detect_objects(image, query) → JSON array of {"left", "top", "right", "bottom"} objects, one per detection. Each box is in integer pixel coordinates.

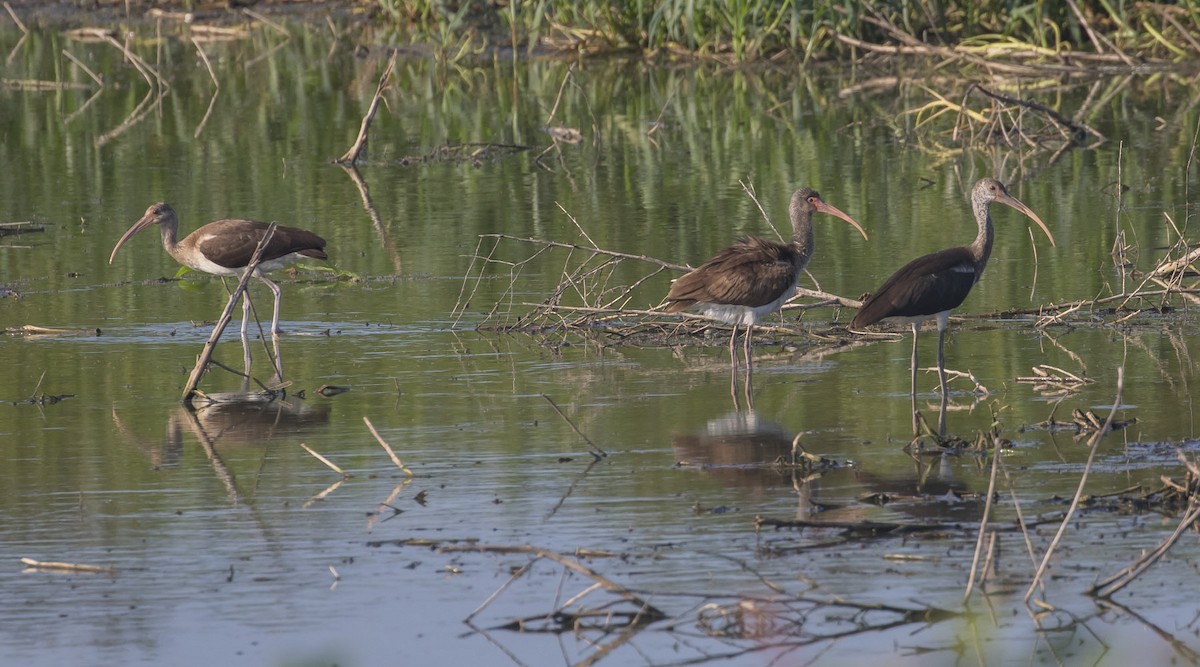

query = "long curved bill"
[
  {"left": 814, "top": 199, "right": 868, "bottom": 241},
  {"left": 997, "top": 192, "right": 1055, "bottom": 247},
  {"left": 108, "top": 212, "right": 156, "bottom": 264}
]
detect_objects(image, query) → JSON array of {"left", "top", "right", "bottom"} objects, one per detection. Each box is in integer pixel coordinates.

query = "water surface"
[{"left": 2, "top": 15, "right": 1200, "bottom": 666}]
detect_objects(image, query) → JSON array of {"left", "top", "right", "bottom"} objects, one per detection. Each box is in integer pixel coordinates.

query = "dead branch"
[
  {"left": 972, "top": 84, "right": 1105, "bottom": 144},
  {"left": 335, "top": 52, "right": 396, "bottom": 165}
]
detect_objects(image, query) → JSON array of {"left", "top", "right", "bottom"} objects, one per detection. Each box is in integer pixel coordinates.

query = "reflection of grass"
[{"left": 376, "top": 1, "right": 1200, "bottom": 63}]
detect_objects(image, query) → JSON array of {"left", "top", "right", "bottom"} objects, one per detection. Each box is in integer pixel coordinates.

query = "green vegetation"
[{"left": 371, "top": 0, "right": 1200, "bottom": 63}]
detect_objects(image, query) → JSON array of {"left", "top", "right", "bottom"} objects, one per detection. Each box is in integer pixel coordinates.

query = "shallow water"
[{"left": 2, "top": 14, "right": 1200, "bottom": 667}]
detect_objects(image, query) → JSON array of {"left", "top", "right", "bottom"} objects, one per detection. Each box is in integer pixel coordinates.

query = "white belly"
[{"left": 691, "top": 285, "right": 795, "bottom": 326}]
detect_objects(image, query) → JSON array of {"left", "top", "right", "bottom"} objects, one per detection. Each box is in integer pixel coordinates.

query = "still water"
[{"left": 2, "top": 13, "right": 1200, "bottom": 666}]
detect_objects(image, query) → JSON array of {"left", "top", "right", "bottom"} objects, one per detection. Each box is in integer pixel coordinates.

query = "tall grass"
[{"left": 371, "top": 0, "right": 1200, "bottom": 63}]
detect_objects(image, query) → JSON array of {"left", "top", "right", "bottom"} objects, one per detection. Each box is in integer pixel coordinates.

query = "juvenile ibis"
[
  {"left": 109, "top": 202, "right": 328, "bottom": 337},
  {"left": 850, "top": 178, "right": 1055, "bottom": 437},
  {"left": 664, "top": 187, "right": 867, "bottom": 371}
]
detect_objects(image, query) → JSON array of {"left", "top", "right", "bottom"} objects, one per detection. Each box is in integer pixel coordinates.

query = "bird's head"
[
  {"left": 790, "top": 187, "right": 868, "bottom": 240},
  {"left": 975, "top": 179, "right": 1055, "bottom": 247},
  {"left": 109, "top": 202, "right": 178, "bottom": 264}
]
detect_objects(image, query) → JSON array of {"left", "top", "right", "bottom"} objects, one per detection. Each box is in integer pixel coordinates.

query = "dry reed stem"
[
  {"left": 19, "top": 557, "right": 116, "bottom": 574},
  {"left": 181, "top": 224, "right": 276, "bottom": 403},
  {"left": 300, "top": 443, "right": 347, "bottom": 476},
  {"left": 1024, "top": 366, "right": 1124, "bottom": 605},
  {"left": 363, "top": 416, "right": 413, "bottom": 476}
]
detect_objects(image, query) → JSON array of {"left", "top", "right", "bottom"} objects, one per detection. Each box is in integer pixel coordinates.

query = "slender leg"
[
  {"left": 743, "top": 323, "right": 754, "bottom": 376},
  {"left": 727, "top": 322, "right": 739, "bottom": 369},
  {"left": 271, "top": 333, "right": 284, "bottom": 383},
  {"left": 259, "top": 274, "right": 284, "bottom": 336},
  {"left": 728, "top": 322, "right": 740, "bottom": 403},
  {"left": 910, "top": 322, "right": 920, "bottom": 436},
  {"left": 936, "top": 312, "right": 950, "bottom": 438},
  {"left": 241, "top": 291, "right": 253, "bottom": 377}
]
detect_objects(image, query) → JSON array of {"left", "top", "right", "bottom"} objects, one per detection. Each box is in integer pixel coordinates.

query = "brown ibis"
[
  {"left": 664, "top": 187, "right": 866, "bottom": 374},
  {"left": 850, "top": 178, "right": 1055, "bottom": 437},
  {"left": 109, "top": 202, "right": 328, "bottom": 337}
]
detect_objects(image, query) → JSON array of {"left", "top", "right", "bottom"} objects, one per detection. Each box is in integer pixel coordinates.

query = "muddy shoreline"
[{"left": 4, "top": 0, "right": 358, "bottom": 30}]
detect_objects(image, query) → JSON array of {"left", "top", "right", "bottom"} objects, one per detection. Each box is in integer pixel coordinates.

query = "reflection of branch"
[
  {"left": 542, "top": 394, "right": 606, "bottom": 459},
  {"left": 459, "top": 544, "right": 666, "bottom": 627},
  {"left": 192, "top": 37, "right": 220, "bottom": 139},
  {"left": 1095, "top": 596, "right": 1200, "bottom": 663},
  {"left": 338, "top": 163, "right": 402, "bottom": 273},
  {"left": 93, "top": 30, "right": 169, "bottom": 148}
]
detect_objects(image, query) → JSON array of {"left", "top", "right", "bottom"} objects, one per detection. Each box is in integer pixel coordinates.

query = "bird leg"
[
  {"left": 727, "top": 322, "right": 740, "bottom": 369},
  {"left": 910, "top": 322, "right": 920, "bottom": 437},
  {"left": 743, "top": 324, "right": 754, "bottom": 376},
  {"left": 270, "top": 334, "right": 285, "bottom": 384},
  {"left": 258, "top": 274, "right": 284, "bottom": 336},
  {"left": 935, "top": 312, "right": 950, "bottom": 439},
  {"left": 241, "top": 291, "right": 253, "bottom": 378}
]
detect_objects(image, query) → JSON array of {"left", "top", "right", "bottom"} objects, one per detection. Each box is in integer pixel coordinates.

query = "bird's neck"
[
  {"left": 160, "top": 223, "right": 183, "bottom": 262},
  {"left": 789, "top": 212, "right": 815, "bottom": 271},
  {"left": 971, "top": 198, "right": 995, "bottom": 267}
]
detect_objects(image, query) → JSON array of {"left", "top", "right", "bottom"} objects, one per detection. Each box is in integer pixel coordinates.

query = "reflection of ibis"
[
  {"left": 851, "top": 179, "right": 1055, "bottom": 436},
  {"left": 109, "top": 203, "right": 328, "bottom": 335},
  {"left": 665, "top": 188, "right": 866, "bottom": 368}
]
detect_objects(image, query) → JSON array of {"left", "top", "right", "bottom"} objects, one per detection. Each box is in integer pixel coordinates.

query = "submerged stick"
[
  {"left": 542, "top": 394, "right": 606, "bottom": 459},
  {"left": 180, "top": 224, "right": 277, "bottom": 403}
]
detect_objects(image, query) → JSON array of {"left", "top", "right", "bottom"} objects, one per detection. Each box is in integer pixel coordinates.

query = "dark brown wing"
[
  {"left": 851, "top": 246, "right": 978, "bottom": 328},
  {"left": 196, "top": 219, "right": 327, "bottom": 269},
  {"left": 666, "top": 237, "right": 799, "bottom": 310}
]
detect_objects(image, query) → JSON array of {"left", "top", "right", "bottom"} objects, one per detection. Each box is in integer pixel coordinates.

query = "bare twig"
[{"left": 335, "top": 52, "right": 397, "bottom": 165}]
